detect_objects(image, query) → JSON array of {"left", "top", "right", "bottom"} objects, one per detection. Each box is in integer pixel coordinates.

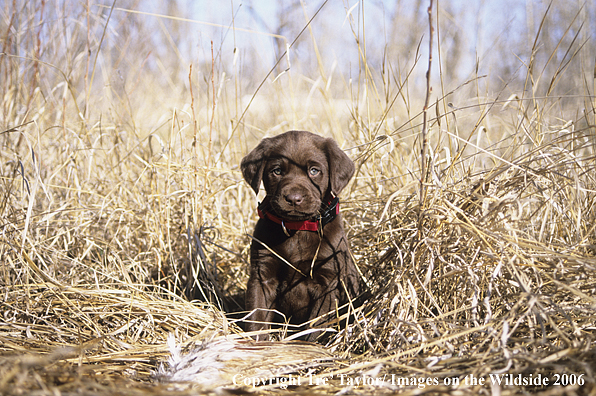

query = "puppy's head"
[{"left": 241, "top": 130, "right": 354, "bottom": 220}]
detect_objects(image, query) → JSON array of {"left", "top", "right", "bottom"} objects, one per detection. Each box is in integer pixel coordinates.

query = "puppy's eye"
[
  {"left": 271, "top": 167, "right": 282, "bottom": 176},
  {"left": 309, "top": 167, "right": 320, "bottom": 176}
]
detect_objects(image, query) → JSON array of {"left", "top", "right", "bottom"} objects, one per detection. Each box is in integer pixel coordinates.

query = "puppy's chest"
[{"left": 253, "top": 231, "right": 339, "bottom": 273}]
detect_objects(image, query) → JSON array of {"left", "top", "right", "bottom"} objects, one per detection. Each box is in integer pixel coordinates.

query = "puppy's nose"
[{"left": 285, "top": 192, "right": 303, "bottom": 206}]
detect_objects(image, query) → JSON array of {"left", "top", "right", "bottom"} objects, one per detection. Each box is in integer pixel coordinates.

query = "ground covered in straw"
[{"left": 2, "top": 1, "right": 596, "bottom": 395}]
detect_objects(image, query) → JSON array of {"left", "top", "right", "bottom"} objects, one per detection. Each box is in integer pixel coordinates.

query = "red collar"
[{"left": 257, "top": 196, "right": 340, "bottom": 233}]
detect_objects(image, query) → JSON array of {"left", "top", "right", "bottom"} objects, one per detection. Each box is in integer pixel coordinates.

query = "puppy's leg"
[
  {"left": 304, "top": 287, "right": 339, "bottom": 342},
  {"left": 245, "top": 266, "right": 278, "bottom": 340}
]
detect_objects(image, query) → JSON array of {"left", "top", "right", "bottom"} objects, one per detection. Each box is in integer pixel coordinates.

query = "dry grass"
[{"left": 1, "top": 0, "right": 596, "bottom": 395}]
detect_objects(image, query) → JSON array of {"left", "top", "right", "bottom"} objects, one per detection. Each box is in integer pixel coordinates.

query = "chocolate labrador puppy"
[{"left": 241, "top": 130, "right": 360, "bottom": 341}]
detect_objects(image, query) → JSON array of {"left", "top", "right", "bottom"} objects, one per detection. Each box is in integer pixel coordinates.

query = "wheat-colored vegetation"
[{"left": 1, "top": 0, "right": 596, "bottom": 394}]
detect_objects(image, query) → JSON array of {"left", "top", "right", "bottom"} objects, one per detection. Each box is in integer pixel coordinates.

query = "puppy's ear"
[
  {"left": 241, "top": 137, "right": 273, "bottom": 194},
  {"left": 324, "top": 138, "right": 355, "bottom": 195}
]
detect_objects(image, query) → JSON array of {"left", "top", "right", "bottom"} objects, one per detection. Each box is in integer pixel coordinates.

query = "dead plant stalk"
[{"left": 419, "top": 0, "right": 434, "bottom": 213}]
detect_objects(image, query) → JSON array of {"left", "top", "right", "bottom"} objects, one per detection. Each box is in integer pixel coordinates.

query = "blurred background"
[{"left": 3, "top": 0, "right": 593, "bottom": 135}]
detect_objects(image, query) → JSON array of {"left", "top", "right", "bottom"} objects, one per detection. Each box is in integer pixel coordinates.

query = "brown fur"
[{"left": 241, "top": 130, "right": 360, "bottom": 341}]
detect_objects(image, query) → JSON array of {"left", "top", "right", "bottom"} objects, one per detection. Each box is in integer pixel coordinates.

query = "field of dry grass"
[{"left": 1, "top": 0, "right": 596, "bottom": 395}]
